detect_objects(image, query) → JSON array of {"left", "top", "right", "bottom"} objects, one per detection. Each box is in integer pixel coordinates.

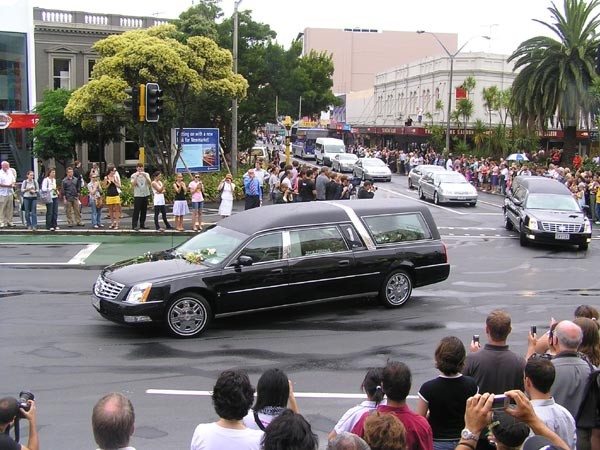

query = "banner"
[
  {"left": 0, "top": 113, "right": 38, "bottom": 129},
  {"left": 172, "top": 128, "right": 220, "bottom": 173}
]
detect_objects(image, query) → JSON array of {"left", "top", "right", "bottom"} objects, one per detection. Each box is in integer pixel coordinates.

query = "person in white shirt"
[
  {"left": 524, "top": 357, "right": 577, "bottom": 449},
  {"left": 191, "top": 370, "right": 263, "bottom": 450},
  {"left": 0, "top": 160, "right": 16, "bottom": 227},
  {"left": 445, "top": 155, "right": 454, "bottom": 171}
]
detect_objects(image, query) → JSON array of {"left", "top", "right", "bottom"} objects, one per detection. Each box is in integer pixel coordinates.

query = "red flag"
[{"left": 455, "top": 87, "right": 467, "bottom": 99}]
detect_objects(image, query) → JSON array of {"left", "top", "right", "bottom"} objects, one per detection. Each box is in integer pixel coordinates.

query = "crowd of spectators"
[{"left": 1, "top": 305, "right": 597, "bottom": 450}]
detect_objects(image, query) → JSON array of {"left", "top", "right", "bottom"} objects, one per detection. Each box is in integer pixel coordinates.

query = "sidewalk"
[{"left": 0, "top": 200, "right": 247, "bottom": 236}]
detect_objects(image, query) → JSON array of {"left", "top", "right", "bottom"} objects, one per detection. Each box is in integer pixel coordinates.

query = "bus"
[{"left": 291, "top": 124, "right": 329, "bottom": 159}]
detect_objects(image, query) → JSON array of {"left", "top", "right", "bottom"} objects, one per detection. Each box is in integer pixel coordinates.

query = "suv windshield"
[
  {"left": 326, "top": 145, "right": 346, "bottom": 153},
  {"left": 176, "top": 226, "right": 248, "bottom": 266},
  {"left": 525, "top": 193, "right": 580, "bottom": 211}
]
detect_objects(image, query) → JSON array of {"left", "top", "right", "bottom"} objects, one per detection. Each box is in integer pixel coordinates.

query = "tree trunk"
[{"left": 562, "top": 125, "right": 577, "bottom": 165}]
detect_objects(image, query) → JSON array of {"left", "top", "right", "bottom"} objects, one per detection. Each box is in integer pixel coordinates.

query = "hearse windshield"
[
  {"left": 175, "top": 226, "right": 248, "bottom": 266},
  {"left": 525, "top": 193, "right": 581, "bottom": 211}
]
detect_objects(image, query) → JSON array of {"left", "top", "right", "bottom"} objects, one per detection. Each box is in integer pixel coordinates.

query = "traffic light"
[
  {"left": 124, "top": 85, "right": 139, "bottom": 120},
  {"left": 145, "top": 82, "right": 163, "bottom": 122}
]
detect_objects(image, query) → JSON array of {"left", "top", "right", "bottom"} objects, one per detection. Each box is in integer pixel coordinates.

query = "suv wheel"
[
  {"left": 418, "top": 187, "right": 425, "bottom": 200},
  {"left": 519, "top": 223, "right": 529, "bottom": 247},
  {"left": 408, "top": 178, "right": 413, "bottom": 189},
  {"left": 433, "top": 192, "right": 440, "bottom": 205}
]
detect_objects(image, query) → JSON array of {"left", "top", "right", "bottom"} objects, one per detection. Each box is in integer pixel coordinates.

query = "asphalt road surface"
[{"left": 1, "top": 175, "right": 599, "bottom": 450}]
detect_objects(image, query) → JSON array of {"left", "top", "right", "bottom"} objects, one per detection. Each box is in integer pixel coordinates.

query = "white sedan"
[
  {"left": 332, "top": 153, "right": 359, "bottom": 172},
  {"left": 418, "top": 171, "right": 478, "bottom": 206},
  {"left": 352, "top": 158, "right": 392, "bottom": 182}
]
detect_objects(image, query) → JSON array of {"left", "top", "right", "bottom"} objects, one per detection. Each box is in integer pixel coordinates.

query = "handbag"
[
  {"left": 41, "top": 190, "right": 52, "bottom": 204},
  {"left": 94, "top": 196, "right": 103, "bottom": 209}
]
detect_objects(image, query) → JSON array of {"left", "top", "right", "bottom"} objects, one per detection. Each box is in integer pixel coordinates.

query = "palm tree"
[
  {"left": 508, "top": 0, "right": 600, "bottom": 163},
  {"left": 482, "top": 86, "right": 500, "bottom": 153},
  {"left": 456, "top": 98, "right": 474, "bottom": 145},
  {"left": 473, "top": 119, "right": 488, "bottom": 153}
]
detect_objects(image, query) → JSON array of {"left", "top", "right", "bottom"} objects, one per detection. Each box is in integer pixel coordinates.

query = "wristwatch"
[{"left": 461, "top": 428, "right": 479, "bottom": 441}]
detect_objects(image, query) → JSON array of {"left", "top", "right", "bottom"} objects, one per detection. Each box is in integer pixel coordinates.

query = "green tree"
[
  {"left": 456, "top": 98, "right": 474, "bottom": 145},
  {"left": 33, "top": 89, "right": 87, "bottom": 169},
  {"left": 472, "top": 119, "right": 488, "bottom": 153},
  {"left": 508, "top": 0, "right": 600, "bottom": 163},
  {"left": 65, "top": 25, "right": 248, "bottom": 174},
  {"left": 482, "top": 86, "right": 500, "bottom": 153},
  {"left": 435, "top": 99, "right": 444, "bottom": 121}
]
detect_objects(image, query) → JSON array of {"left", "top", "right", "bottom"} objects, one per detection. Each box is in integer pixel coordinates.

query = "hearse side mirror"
[{"left": 237, "top": 255, "right": 254, "bottom": 267}]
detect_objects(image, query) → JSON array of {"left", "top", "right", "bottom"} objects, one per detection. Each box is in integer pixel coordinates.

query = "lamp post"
[
  {"left": 231, "top": 0, "right": 243, "bottom": 176},
  {"left": 416, "top": 31, "right": 489, "bottom": 153},
  {"left": 95, "top": 114, "right": 105, "bottom": 174}
]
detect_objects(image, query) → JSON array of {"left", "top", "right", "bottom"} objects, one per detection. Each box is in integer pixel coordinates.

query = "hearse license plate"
[{"left": 555, "top": 233, "right": 570, "bottom": 240}]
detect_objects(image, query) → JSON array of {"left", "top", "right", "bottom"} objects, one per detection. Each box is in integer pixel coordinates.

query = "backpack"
[{"left": 576, "top": 369, "right": 600, "bottom": 429}]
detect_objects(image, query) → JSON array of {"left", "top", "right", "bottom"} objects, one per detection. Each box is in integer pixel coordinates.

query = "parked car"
[
  {"left": 408, "top": 165, "right": 446, "bottom": 189},
  {"left": 353, "top": 158, "right": 392, "bottom": 182},
  {"left": 418, "top": 171, "right": 478, "bottom": 206},
  {"left": 92, "top": 200, "right": 450, "bottom": 338},
  {"left": 332, "top": 153, "right": 359, "bottom": 173},
  {"left": 503, "top": 176, "right": 592, "bottom": 250},
  {"left": 251, "top": 145, "right": 269, "bottom": 162}
]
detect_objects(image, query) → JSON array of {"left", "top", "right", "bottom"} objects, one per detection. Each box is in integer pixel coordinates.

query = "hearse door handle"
[
  {"left": 271, "top": 268, "right": 284, "bottom": 274},
  {"left": 338, "top": 260, "right": 351, "bottom": 267}
]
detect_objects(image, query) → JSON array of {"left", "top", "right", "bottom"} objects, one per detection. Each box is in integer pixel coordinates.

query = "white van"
[{"left": 314, "top": 137, "right": 346, "bottom": 166}]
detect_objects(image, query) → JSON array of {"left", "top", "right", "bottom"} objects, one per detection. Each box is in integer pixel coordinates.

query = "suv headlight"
[
  {"left": 527, "top": 217, "right": 539, "bottom": 230},
  {"left": 125, "top": 282, "right": 152, "bottom": 304},
  {"left": 584, "top": 218, "right": 592, "bottom": 233}
]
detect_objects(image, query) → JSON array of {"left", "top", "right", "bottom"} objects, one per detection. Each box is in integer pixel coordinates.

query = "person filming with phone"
[{"left": 0, "top": 394, "right": 38, "bottom": 450}]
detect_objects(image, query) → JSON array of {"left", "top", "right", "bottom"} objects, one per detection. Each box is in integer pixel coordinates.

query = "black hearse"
[
  {"left": 504, "top": 176, "right": 592, "bottom": 250},
  {"left": 92, "top": 200, "right": 450, "bottom": 337}
]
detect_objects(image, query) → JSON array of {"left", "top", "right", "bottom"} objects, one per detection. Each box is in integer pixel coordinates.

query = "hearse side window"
[
  {"left": 363, "top": 213, "right": 432, "bottom": 244},
  {"left": 239, "top": 233, "right": 283, "bottom": 263},
  {"left": 290, "top": 227, "right": 349, "bottom": 258}
]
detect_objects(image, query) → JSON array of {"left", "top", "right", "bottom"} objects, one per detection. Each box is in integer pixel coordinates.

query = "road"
[{"left": 1, "top": 167, "right": 599, "bottom": 450}]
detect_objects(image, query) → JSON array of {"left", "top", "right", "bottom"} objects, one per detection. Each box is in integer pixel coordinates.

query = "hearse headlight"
[
  {"left": 584, "top": 218, "right": 592, "bottom": 233},
  {"left": 125, "top": 282, "right": 152, "bottom": 304},
  {"left": 527, "top": 217, "right": 539, "bottom": 230}
]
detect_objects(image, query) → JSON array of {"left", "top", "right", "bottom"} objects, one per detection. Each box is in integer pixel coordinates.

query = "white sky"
[{"left": 30, "top": 0, "right": 558, "bottom": 55}]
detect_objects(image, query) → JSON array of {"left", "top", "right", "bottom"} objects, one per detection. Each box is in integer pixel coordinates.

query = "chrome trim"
[
  {"left": 94, "top": 277, "right": 124, "bottom": 300},
  {"left": 226, "top": 282, "right": 289, "bottom": 294},
  {"left": 287, "top": 250, "right": 354, "bottom": 261},
  {"left": 288, "top": 271, "right": 380, "bottom": 287},
  {"left": 282, "top": 232, "right": 291, "bottom": 259},
  {"left": 215, "top": 292, "right": 380, "bottom": 318},
  {"left": 414, "top": 262, "right": 450, "bottom": 270},
  {"left": 541, "top": 222, "right": 582, "bottom": 233},
  {"left": 324, "top": 201, "right": 377, "bottom": 250}
]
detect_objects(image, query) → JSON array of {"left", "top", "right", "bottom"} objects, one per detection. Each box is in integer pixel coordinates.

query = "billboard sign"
[{"left": 172, "top": 128, "right": 219, "bottom": 173}]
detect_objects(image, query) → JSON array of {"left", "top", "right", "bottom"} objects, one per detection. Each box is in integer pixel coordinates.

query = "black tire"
[
  {"left": 433, "top": 192, "right": 440, "bottom": 205},
  {"left": 165, "top": 293, "right": 212, "bottom": 338},
  {"left": 418, "top": 188, "right": 425, "bottom": 200},
  {"left": 469, "top": 202, "right": 477, "bottom": 207},
  {"left": 579, "top": 243, "right": 589, "bottom": 251},
  {"left": 408, "top": 178, "right": 413, "bottom": 189},
  {"left": 380, "top": 270, "right": 413, "bottom": 308},
  {"left": 504, "top": 212, "right": 513, "bottom": 231},
  {"left": 519, "top": 224, "right": 529, "bottom": 247}
]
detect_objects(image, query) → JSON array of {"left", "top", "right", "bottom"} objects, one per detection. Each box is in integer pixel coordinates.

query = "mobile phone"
[
  {"left": 531, "top": 326, "right": 537, "bottom": 335},
  {"left": 492, "top": 394, "right": 516, "bottom": 410},
  {"left": 473, "top": 334, "right": 480, "bottom": 344}
]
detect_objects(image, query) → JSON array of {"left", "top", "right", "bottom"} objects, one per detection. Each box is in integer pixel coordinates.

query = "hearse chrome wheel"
[
  {"left": 165, "top": 294, "right": 211, "bottom": 338},
  {"left": 380, "top": 270, "right": 412, "bottom": 308}
]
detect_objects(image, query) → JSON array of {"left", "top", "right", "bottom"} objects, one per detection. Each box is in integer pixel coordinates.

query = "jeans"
[
  {"left": 45, "top": 198, "right": 58, "bottom": 229},
  {"left": 433, "top": 440, "right": 459, "bottom": 450},
  {"left": 154, "top": 205, "right": 172, "bottom": 229},
  {"left": 90, "top": 199, "right": 102, "bottom": 226},
  {"left": 596, "top": 202, "right": 600, "bottom": 223},
  {"left": 23, "top": 197, "right": 38, "bottom": 227}
]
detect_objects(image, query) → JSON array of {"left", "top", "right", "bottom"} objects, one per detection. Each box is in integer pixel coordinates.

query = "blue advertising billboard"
[{"left": 173, "top": 128, "right": 219, "bottom": 173}]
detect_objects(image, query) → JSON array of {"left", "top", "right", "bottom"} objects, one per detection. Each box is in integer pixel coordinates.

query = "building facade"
[{"left": 303, "top": 27, "right": 458, "bottom": 95}]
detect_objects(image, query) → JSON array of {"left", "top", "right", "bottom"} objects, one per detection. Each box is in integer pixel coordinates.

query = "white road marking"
[
  {"left": 146, "top": 389, "right": 418, "bottom": 400},
  {"left": 68, "top": 243, "right": 101, "bottom": 264}
]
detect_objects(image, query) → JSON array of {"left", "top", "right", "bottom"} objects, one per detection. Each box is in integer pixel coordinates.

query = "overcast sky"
[{"left": 29, "top": 0, "right": 560, "bottom": 55}]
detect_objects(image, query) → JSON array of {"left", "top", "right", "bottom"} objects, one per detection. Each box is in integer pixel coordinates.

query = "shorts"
[
  {"left": 191, "top": 201, "right": 204, "bottom": 211},
  {"left": 106, "top": 195, "right": 121, "bottom": 205}
]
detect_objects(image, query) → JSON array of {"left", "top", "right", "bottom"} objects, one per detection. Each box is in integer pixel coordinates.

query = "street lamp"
[
  {"left": 231, "top": 0, "right": 243, "bottom": 176},
  {"left": 417, "top": 31, "right": 490, "bottom": 153},
  {"left": 96, "top": 114, "right": 105, "bottom": 174}
]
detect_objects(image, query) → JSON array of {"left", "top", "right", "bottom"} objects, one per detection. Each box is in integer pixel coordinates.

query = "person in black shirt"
[
  {"left": 326, "top": 172, "right": 340, "bottom": 200},
  {"left": 357, "top": 181, "right": 376, "bottom": 199},
  {"left": 298, "top": 170, "right": 316, "bottom": 202}
]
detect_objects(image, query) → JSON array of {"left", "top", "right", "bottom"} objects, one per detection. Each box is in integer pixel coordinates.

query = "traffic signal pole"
[{"left": 139, "top": 84, "right": 146, "bottom": 165}]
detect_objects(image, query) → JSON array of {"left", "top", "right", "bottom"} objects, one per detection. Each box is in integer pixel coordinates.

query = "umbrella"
[{"left": 505, "top": 153, "right": 529, "bottom": 162}]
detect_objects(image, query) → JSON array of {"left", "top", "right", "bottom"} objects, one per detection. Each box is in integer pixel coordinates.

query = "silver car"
[
  {"left": 332, "top": 153, "right": 359, "bottom": 172},
  {"left": 353, "top": 158, "right": 392, "bottom": 182},
  {"left": 418, "top": 171, "right": 478, "bottom": 206},
  {"left": 408, "top": 164, "right": 446, "bottom": 189}
]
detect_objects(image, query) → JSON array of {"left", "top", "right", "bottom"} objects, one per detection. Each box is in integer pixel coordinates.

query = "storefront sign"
[
  {"left": 0, "top": 113, "right": 11, "bottom": 129},
  {"left": 0, "top": 113, "right": 39, "bottom": 129}
]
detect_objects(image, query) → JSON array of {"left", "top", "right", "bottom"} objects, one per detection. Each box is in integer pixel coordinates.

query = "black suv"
[{"left": 503, "top": 176, "right": 592, "bottom": 250}]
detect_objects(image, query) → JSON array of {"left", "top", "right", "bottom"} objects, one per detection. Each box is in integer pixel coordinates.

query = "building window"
[
  {"left": 0, "top": 31, "right": 28, "bottom": 111},
  {"left": 51, "top": 56, "right": 74, "bottom": 89},
  {"left": 85, "top": 58, "right": 97, "bottom": 83}
]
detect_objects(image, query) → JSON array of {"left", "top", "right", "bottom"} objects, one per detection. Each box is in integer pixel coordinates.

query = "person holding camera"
[
  {"left": 0, "top": 395, "right": 38, "bottom": 450},
  {"left": 357, "top": 181, "right": 377, "bottom": 199}
]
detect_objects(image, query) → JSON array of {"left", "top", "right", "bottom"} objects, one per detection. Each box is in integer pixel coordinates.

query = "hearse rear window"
[{"left": 363, "top": 213, "right": 431, "bottom": 244}]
